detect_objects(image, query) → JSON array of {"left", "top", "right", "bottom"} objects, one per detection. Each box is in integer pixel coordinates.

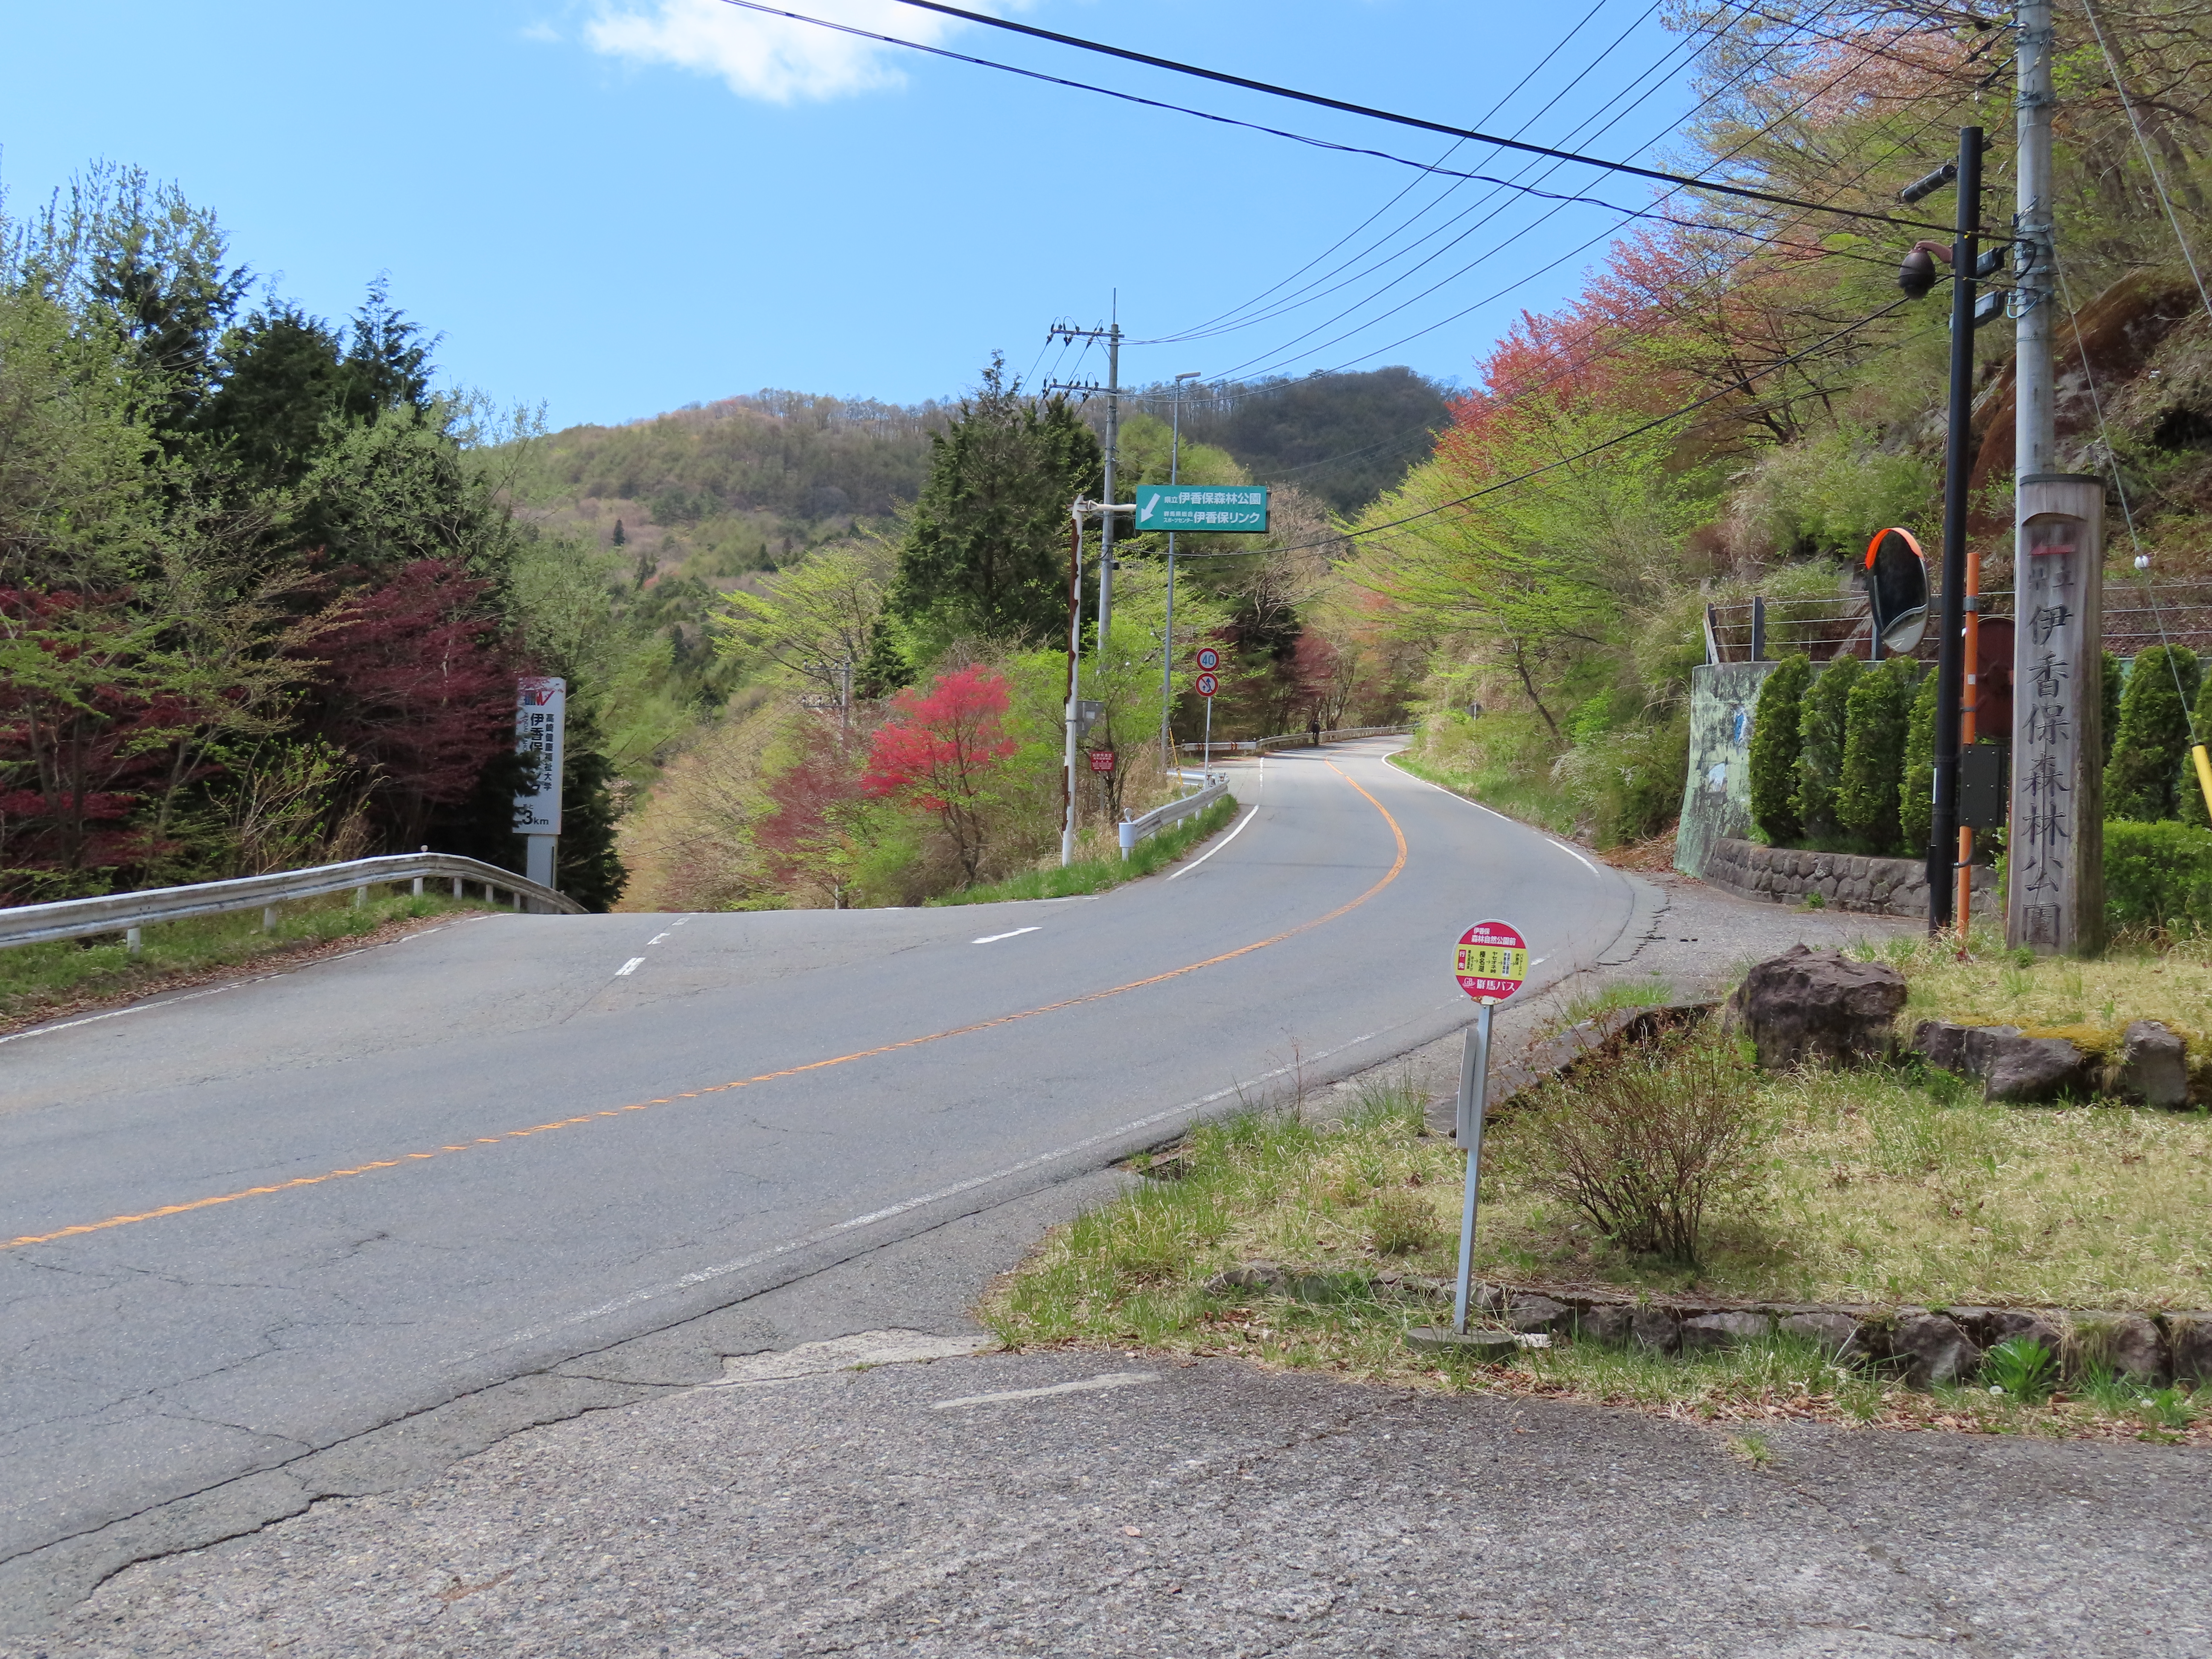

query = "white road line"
[
  {"left": 1166, "top": 804, "right": 1259, "bottom": 880},
  {"left": 646, "top": 932, "right": 672, "bottom": 946},
  {"left": 456, "top": 1010, "right": 1426, "bottom": 1363},
  {"left": 1383, "top": 753, "right": 1609, "bottom": 882},
  {"left": 615, "top": 958, "right": 646, "bottom": 977},
  {"left": 0, "top": 923, "right": 465, "bottom": 1048},
  {"left": 971, "top": 927, "right": 1041, "bottom": 945},
  {"left": 931, "top": 1373, "right": 1159, "bottom": 1410}
]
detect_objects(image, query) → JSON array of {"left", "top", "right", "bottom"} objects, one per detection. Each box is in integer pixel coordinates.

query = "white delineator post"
[
  {"left": 2007, "top": 475, "right": 2105, "bottom": 954},
  {"left": 1452, "top": 1001, "right": 1495, "bottom": 1335}
]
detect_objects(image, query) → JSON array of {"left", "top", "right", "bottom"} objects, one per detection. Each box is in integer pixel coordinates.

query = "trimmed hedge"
[
  {"left": 2106, "top": 644, "right": 2201, "bottom": 821},
  {"left": 2105, "top": 818, "right": 2212, "bottom": 934},
  {"left": 1795, "top": 654, "right": 1859, "bottom": 841},
  {"left": 1837, "top": 656, "right": 1918, "bottom": 853},
  {"left": 1748, "top": 653, "right": 1811, "bottom": 843},
  {"left": 1899, "top": 664, "right": 1939, "bottom": 855}
]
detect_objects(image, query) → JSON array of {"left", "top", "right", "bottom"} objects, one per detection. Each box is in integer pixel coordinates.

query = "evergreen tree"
[
  {"left": 2102, "top": 650, "right": 2124, "bottom": 766},
  {"left": 1794, "top": 655, "right": 1859, "bottom": 843},
  {"left": 1747, "top": 653, "right": 1811, "bottom": 844},
  {"left": 2106, "top": 644, "right": 2201, "bottom": 820},
  {"left": 886, "top": 354, "right": 1102, "bottom": 653},
  {"left": 1838, "top": 655, "right": 1916, "bottom": 853},
  {"left": 2181, "top": 675, "right": 2212, "bottom": 830},
  {"left": 1900, "top": 664, "right": 1939, "bottom": 854},
  {"left": 555, "top": 704, "right": 628, "bottom": 912},
  {"left": 611, "top": 518, "right": 626, "bottom": 547}
]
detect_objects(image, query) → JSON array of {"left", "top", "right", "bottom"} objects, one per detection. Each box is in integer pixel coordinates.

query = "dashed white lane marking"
[
  {"left": 931, "top": 1372, "right": 1158, "bottom": 1410},
  {"left": 615, "top": 958, "right": 646, "bottom": 977},
  {"left": 971, "top": 927, "right": 1041, "bottom": 945},
  {"left": 646, "top": 932, "right": 672, "bottom": 946}
]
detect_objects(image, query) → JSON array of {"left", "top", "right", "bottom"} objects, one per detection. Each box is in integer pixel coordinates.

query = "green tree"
[
  {"left": 1794, "top": 655, "right": 1859, "bottom": 843},
  {"left": 2180, "top": 675, "right": 2212, "bottom": 830},
  {"left": 884, "top": 355, "right": 1101, "bottom": 662},
  {"left": 2105, "top": 644, "right": 2201, "bottom": 821},
  {"left": 1748, "top": 653, "right": 1811, "bottom": 843},
  {"left": 1838, "top": 655, "right": 1916, "bottom": 853},
  {"left": 1899, "top": 664, "right": 1939, "bottom": 854},
  {"left": 2102, "top": 650, "right": 2124, "bottom": 767}
]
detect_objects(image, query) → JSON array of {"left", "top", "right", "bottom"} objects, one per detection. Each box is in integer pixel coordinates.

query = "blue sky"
[{"left": 6, "top": 1, "right": 1708, "bottom": 428}]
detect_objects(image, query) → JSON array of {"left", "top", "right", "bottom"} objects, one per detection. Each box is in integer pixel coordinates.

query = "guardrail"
[
  {"left": 0, "top": 851, "right": 585, "bottom": 952},
  {"left": 1118, "top": 777, "right": 1230, "bottom": 859},
  {"left": 1177, "top": 723, "right": 1415, "bottom": 757}
]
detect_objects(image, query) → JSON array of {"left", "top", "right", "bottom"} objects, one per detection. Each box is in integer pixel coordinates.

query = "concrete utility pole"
[
  {"left": 1163, "top": 370, "right": 1201, "bottom": 774},
  {"left": 1044, "top": 306, "right": 1124, "bottom": 646}
]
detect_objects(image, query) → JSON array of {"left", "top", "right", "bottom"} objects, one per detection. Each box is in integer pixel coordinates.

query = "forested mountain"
[{"left": 1118, "top": 367, "right": 1455, "bottom": 515}]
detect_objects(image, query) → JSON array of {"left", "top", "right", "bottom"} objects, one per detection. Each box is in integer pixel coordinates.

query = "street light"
[{"left": 1163, "top": 370, "right": 1201, "bottom": 776}]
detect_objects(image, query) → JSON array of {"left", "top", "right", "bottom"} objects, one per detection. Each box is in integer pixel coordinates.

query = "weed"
[
  {"left": 1367, "top": 1187, "right": 1443, "bottom": 1257},
  {"left": 931, "top": 796, "right": 1237, "bottom": 906},
  {"left": 1982, "top": 1337, "right": 2059, "bottom": 1402},
  {"left": 1557, "top": 974, "right": 1674, "bottom": 1031},
  {"left": 1724, "top": 1431, "right": 1776, "bottom": 1468}
]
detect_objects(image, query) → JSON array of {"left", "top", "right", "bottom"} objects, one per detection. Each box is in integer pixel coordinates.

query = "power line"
[
  {"left": 1160, "top": 292, "right": 1918, "bottom": 561},
  {"left": 883, "top": 0, "right": 1955, "bottom": 233}
]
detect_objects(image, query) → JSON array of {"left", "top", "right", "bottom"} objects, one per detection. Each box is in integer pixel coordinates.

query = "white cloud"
[{"left": 584, "top": 0, "right": 969, "bottom": 105}]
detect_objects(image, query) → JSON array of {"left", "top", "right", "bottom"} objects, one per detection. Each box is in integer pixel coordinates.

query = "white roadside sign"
[{"left": 514, "top": 677, "right": 566, "bottom": 835}]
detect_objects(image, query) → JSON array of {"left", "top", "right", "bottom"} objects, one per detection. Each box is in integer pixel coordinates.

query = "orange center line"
[{"left": 6, "top": 764, "right": 1409, "bottom": 1252}]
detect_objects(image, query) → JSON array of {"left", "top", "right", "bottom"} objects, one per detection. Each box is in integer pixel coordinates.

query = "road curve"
[{"left": 0, "top": 740, "right": 1637, "bottom": 1579}]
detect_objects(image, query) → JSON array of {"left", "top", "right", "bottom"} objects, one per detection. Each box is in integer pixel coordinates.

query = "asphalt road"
[
  {"left": 0, "top": 741, "right": 1642, "bottom": 1626},
  {"left": 40, "top": 1345, "right": 2212, "bottom": 1658}
]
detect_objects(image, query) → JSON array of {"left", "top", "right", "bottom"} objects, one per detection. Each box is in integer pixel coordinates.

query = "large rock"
[
  {"left": 1630, "top": 1305, "right": 1681, "bottom": 1353},
  {"left": 1779, "top": 1310, "right": 1866, "bottom": 1363},
  {"left": 1965, "top": 1027, "right": 2093, "bottom": 1103},
  {"left": 1912, "top": 1020, "right": 1972, "bottom": 1076},
  {"left": 1964, "top": 1307, "right": 2065, "bottom": 1358},
  {"left": 1888, "top": 1311, "right": 1981, "bottom": 1386},
  {"left": 1573, "top": 1303, "right": 1635, "bottom": 1346},
  {"left": 1679, "top": 1310, "right": 1774, "bottom": 1353},
  {"left": 2068, "top": 1312, "right": 2167, "bottom": 1384},
  {"left": 2167, "top": 1313, "right": 2212, "bottom": 1385},
  {"left": 2112, "top": 1021, "right": 2191, "bottom": 1108},
  {"left": 1505, "top": 1293, "right": 1570, "bottom": 1334},
  {"left": 1726, "top": 945, "right": 1907, "bottom": 1069}
]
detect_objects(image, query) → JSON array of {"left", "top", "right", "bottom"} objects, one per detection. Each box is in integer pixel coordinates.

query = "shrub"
[
  {"left": 2105, "top": 644, "right": 2201, "bottom": 821},
  {"left": 2104, "top": 818, "right": 2212, "bottom": 934},
  {"left": 1551, "top": 713, "right": 1688, "bottom": 847},
  {"left": 2182, "top": 673, "right": 2212, "bottom": 830},
  {"left": 1794, "top": 655, "right": 1860, "bottom": 841},
  {"left": 1899, "top": 664, "right": 1939, "bottom": 854},
  {"left": 1525, "top": 1026, "right": 1764, "bottom": 1266},
  {"left": 1748, "top": 653, "right": 1811, "bottom": 843},
  {"left": 2102, "top": 650, "right": 2124, "bottom": 767},
  {"left": 1838, "top": 656, "right": 1917, "bottom": 853}
]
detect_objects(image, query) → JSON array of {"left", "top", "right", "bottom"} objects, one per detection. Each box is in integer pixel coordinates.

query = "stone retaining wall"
[
  {"left": 1210, "top": 1263, "right": 2207, "bottom": 1390},
  {"left": 1700, "top": 836, "right": 1998, "bottom": 917}
]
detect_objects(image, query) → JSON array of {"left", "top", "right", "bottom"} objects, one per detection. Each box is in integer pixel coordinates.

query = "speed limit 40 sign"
[{"left": 1194, "top": 646, "right": 1220, "bottom": 671}]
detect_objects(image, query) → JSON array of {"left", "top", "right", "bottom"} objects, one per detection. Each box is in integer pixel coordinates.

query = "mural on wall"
[{"left": 1675, "top": 662, "right": 1776, "bottom": 879}]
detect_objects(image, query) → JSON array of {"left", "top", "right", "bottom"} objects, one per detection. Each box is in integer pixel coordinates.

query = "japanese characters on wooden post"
[{"left": 2006, "top": 475, "right": 2104, "bottom": 955}]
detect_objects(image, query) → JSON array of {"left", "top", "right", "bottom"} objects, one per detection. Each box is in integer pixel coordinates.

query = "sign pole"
[{"left": 1452, "top": 1000, "right": 1494, "bottom": 1335}]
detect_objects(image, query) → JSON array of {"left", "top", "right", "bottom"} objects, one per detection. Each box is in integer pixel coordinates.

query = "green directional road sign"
[{"left": 1134, "top": 484, "right": 1269, "bottom": 534}]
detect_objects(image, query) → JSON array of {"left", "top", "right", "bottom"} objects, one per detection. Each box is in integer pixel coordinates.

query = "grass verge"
[
  {"left": 1386, "top": 749, "right": 1579, "bottom": 838},
  {"left": 929, "top": 795, "right": 1240, "bottom": 906},
  {"left": 984, "top": 1072, "right": 2212, "bottom": 1440},
  {"left": 0, "top": 891, "right": 499, "bottom": 1035}
]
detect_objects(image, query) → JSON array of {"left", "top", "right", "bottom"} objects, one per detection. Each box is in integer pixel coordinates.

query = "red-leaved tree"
[
  {"left": 756, "top": 720, "right": 875, "bottom": 908},
  {"left": 293, "top": 559, "right": 520, "bottom": 848},
  {"left": 862, "top": 665, "right": 1015, "bottom": 883}
]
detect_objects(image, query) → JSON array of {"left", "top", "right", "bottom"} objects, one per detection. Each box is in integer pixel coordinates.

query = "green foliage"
[
  {"left": 2181, "top": 674, "right": 2212, "bottom": 830},
  {"left": 929, "top": 795, "right": 1238, "bottom": 905},
  {"left": 1794, "top": 656, "right": 1860, "bottom": 842},
  {"left": 1728, "top": 423, "right": 1935, "bottom": 560},
  {"left": 2106, "top": 645, "right": 2202, "bottom": 821},
  {"left": 1982, "top": 1337, "right": 2058, "bottom": 1402},
  {"left": 1900, "top": 664, "right": 1939, "bottom": 854},
  {"left": 2103, "top": 650, "right": 2125, "bottom": 768},
  {"left": 885, "top": 355, "right": 1102, "bottom": 656},
  {"left": 1552, "top": 712, "right": 1689, "bottom": 848},
  {"left": 1749, "top": 653, "right": 1811, "bottom": 842},
  {"left": 1837, "top": 656, "right": 1918, "bottom": 853},
  {"left": 2102, "top": 819, "right": 2212, "bottom": 934}
]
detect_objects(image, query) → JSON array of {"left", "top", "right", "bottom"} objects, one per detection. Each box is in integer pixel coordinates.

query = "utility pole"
[
  {"left": 1899, "top": 128, "right": 1984, "bottom": 938},
  {"left": 1163, "top": 370, "right": 1201, "bottom": 774},
  {"left": 1045, "top": 304, "right": 1123, "bottom": 649}
]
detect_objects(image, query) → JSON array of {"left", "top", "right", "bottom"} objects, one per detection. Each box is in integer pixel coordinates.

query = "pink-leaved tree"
[{"left": 862, "top": 665, "right": 1016, "bottom": 884}]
